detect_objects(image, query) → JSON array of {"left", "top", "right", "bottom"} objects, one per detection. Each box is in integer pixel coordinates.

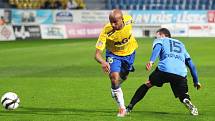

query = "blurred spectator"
[
  {"left": 76, "top": 0, "right": 85, "bottom": 9},
  {"left": 67, "top": 0, "right": 78, "bottom": 9},
  {"left": 9, "top": 0, "right": 17, "bottom": 8},
  {"left": 42, "top": 0, "right": 52, "bottom": 9},
  {"left": 53, "top": 0, "right": 63, "bottom": 9},
  {"left": 0, "top": 16, "right": 6, "bottom": 25}
]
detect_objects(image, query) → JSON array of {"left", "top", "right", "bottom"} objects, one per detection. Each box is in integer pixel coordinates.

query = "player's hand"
[
  {"left": 101, "top": 62, "right": 110, "bottom": 74},
  {"left": 194, "top": 82, "right": 201, "bottom": 90},
  {"left": 146, "top": 61, "right": 153, "bottom": 71}
]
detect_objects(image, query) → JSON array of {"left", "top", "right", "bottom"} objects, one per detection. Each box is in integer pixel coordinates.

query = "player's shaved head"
[
  {"left": 109, "top": 9, "right": 124, "bottom": 30},
  {"left": 109, "top": 9, "right": 123, "bottom": 21}
]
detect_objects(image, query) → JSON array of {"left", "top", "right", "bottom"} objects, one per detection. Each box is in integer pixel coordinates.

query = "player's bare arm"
[{"left": 95, "top": 49, "right": 110, "bottom": 74}]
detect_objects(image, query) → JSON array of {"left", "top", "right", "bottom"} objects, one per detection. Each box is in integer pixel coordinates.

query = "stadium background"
[
  {"left": 0, "top": 0, "right": 215, "bottom": 121},
  {"left": 0, "top": 0, "right": 215, "bottom": 40}
]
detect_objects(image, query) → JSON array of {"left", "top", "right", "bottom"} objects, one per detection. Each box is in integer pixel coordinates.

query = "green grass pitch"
[{"left": 0, "top": 38, "right": 214, "bottom": 121}]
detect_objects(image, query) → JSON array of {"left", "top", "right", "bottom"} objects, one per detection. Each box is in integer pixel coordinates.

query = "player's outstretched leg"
[
  {"left": 126, "top": 83, "right": 150, "bottom": 114},
  {"left": 183, "top": 98, "right": 198, "bottom": 116}
]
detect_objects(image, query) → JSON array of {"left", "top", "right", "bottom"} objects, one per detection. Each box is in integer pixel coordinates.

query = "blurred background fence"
[{"left": 0, "top": 0, "right": 215, "bottom": 41}]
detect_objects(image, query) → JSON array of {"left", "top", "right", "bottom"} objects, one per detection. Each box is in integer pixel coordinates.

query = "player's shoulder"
[
  {"left": 170, "top": 38, "right": 180, "bottom": 42},
  {"left": 152, "top": 38, "right": 163, "bottom": 48},
  {"left": 123, "top": 15, "right": 133, "bottom": 25},
  {"left": 153, "top": 38, "right": 164, "bottom": 44},
  {"left": 102, "top": 23, "right": 113, "bottom": 33},
  {"left": 123, "top": 15, "right": 132, "bottom": 21},
  {"left": 156, "top": 37, "right": 181, "bottom": 43},
  {"left": 170, "top": 38, "right": 185, "bottom": 45}
]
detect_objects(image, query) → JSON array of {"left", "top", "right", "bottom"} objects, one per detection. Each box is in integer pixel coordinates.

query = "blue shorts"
[{"left": 106, "top": 50, "right": 136, "bottom": 73}]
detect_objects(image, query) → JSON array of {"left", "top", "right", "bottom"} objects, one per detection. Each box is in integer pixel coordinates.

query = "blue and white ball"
[{"left": 1, "top": 92, "right": 20, "bottom": 110}]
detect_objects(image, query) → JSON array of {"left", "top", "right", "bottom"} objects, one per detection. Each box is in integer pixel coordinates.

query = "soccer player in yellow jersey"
[{"left": 94, "top": 9, "right": 138, "bottom": 117}]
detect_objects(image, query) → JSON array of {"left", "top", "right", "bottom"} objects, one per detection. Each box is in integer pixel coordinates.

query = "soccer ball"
[{"left": 1, "top": 92, "right": 20, "bottom": 110}]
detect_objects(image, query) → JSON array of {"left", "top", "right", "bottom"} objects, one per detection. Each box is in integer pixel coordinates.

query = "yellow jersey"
[{"left": 96, "top": 15, "right": 138, "bottom": 56}]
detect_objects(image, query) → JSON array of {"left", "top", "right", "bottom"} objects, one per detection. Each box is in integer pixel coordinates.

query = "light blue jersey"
[{"left": 152, "top": 37, "right": 190, "bottom": 77}]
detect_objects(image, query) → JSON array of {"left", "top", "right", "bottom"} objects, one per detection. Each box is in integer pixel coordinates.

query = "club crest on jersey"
[{"left": 107, "top": 57, "right": 114, "bottom": 64}]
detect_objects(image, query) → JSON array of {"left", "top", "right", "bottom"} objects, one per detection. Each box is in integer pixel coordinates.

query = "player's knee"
[
  {"left": 110, "top": 73, "right": 120, "bottom": 82},
  {"left": 110, "top": 74, "right": 120, "bottom": 89},
  {"left": 145, "top": 80, "right": 153, "bottom": 88},
  {"left": 111, "top": 77, "right": 120, "bottom": 89},
  {"left": 111, "top": 77, "right": 120, "bottom": 84},
  {"left": 179, "top": 94, "right": 190, "bottom": 103}
]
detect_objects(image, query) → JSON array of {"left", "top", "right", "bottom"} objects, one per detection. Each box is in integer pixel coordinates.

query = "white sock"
[{"left": 111, "top": 88, "right": 126, "bottom": 109}]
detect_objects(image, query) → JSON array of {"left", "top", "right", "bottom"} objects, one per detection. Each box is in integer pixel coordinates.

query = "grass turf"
[{"left": 0, "top": 38, "right": 214, "bottom": 121}]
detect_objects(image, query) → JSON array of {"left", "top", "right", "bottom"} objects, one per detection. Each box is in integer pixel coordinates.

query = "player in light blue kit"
[{"left": 126, "top": 28, "right": 201, "bottom": 116}]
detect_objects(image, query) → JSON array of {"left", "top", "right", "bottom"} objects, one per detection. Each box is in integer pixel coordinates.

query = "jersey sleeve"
[
  {"left": 152, "top": 39, "right": 163, "bottom": 49},
  {"left": 95, "top": 27, "right": 107, "bottom": 51},
  {"left": 185, "top": 58, "right": 199, "bottom": 84},
  {"left": 150, "top": 44, "right": 162, "bottom": 62}
]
